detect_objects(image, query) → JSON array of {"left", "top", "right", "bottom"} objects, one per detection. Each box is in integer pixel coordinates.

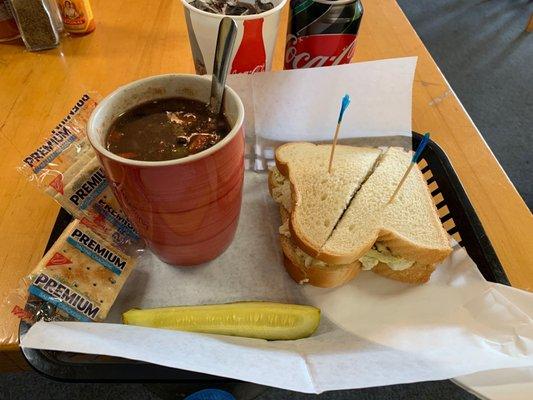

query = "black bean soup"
[{"left": 106, "top": 97, "right": 231, "bottom": 161}]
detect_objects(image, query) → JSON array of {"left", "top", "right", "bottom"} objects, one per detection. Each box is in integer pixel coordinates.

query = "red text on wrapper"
[
  {"left": 11, "top": 305, "right": 33, "bottom": 321},
  {"left": 46, "top": 252, "right": 73, "bottom": 267},
  {"left": 49, "top": 174, "right": 64, "bottom": 195}
]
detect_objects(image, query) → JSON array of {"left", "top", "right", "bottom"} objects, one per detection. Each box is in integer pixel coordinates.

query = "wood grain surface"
[{"left": 0, "top": 0, "right": 531, "bottom": 359}]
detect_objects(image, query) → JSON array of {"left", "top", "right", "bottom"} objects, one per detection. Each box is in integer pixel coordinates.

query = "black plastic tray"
[{"left": 19, "top": 132, "right": 509, "bottom": 383}]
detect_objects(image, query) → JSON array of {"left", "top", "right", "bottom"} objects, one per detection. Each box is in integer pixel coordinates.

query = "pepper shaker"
[{"left": 7, "top": 0, "right": 60, "bottom": 51}]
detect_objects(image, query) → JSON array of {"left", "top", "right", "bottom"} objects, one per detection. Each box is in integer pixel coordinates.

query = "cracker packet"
[
  {"left": 26, "top": 219, "right": 136, "bottom": 322},
  {"left": 54, "top": 157, "right": 139, "bottom": 242},
  {"left": 18, "top": 93, "right": 141, "bottom": 250},
  {"left": 1, "top": 218, "right": 138, "bottom": 330},
  {"left": 18, "top": 93, "right": 97, "bottom": 185},
  {"left": 0, "top": 273, "right": 69, "bottom": 345}
]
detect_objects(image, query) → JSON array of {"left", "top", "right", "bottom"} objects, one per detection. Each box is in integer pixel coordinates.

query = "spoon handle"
[{"left": 210, "top": 17, "right": 237, "bottom": 115}]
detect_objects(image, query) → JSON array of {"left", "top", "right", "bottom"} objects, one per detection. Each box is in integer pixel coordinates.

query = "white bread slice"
[
  {"left": 278, "top": 206, "right": 360, "bottom": 288},
  {"left": 320, "top": 147, "right": 452, "bottom": 273},
  {"left": 275, "top": 143, "right": 381, "bottom": 257}
]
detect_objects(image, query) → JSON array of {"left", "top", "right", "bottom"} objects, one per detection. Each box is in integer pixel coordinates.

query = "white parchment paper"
[
  {"left": 227, "top": 57, "right": 417, "bottom": 141},
  {"left": 22, "top": 172, "right": 533, "bottom": 393},
  {"left": 21, "top": 59, "right": 533, "bottom": 393}
]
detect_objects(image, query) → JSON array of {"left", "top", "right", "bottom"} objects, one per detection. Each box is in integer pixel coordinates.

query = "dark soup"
[{"left": 106, "top": 97, "right": 231, "bottom": 161}]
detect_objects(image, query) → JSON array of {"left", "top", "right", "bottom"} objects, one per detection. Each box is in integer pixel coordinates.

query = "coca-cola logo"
[
  {"left": 230, "top": 18, "right": 267, "bottom": 74},
  {"left": 285, "top": 34, "right": 357, "bottom": 70},
  {"left": 231, "top": 64, "right": 265, "bottom": 75}
]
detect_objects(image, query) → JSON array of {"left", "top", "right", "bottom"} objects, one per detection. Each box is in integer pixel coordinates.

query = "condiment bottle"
[
  {"left": 56, "top": 0, "right": 95, "bottom": 35},
  {"left": 0, "top": 1, "right": 19, "bottom": 42},
  {"left": 8, "top": 0, "right": 59, "bottom": 51}
]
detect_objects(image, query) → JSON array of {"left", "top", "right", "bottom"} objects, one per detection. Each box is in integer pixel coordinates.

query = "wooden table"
[{"left": 1, "top": 0, "right": 532, "bottom": 370}]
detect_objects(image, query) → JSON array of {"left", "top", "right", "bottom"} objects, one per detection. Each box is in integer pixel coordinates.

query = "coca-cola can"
[{"left": 284, "top": 0, "right": 363, "bottom": 70}]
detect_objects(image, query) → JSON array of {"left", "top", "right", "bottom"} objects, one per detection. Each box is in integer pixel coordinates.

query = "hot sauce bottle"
[{"left": 56, "top": 0, "right": 95, "bottom": 35}]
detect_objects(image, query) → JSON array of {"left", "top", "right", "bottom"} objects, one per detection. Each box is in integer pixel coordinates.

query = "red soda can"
[{"left": 284, "top": 0, "right": 363, "bottom": 70}]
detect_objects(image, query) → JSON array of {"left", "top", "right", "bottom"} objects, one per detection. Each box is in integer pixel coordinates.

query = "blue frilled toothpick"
[
  {"left": 328, "top": 94, "right": 351, "bottom": 173},
  {"left": 389, "top": 132, "right": 430, "bottom": 203}
]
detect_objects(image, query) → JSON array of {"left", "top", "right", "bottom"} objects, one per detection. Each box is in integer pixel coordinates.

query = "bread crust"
[
  {"left": 277, "top": 206, "right": 361, "bottom": 287},
  {"left": 278, "top": 210, "right": 436, "bottom": 286},
  {"left": 371, "top": 261, "right": 436, "bottom": 284},
  {"left": 275, "top": 143, "right": 329, "bottom": 257},
  {"left": 280, "top": 239, "right": 361, "bottom": 288},
  {"left": 315, "top": 228, "right": 451, "bottom": 266}
]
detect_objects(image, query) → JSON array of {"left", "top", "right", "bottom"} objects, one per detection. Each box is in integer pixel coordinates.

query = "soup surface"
[{"left": 106, "top": 97, "right": 231, "bottom": 161}]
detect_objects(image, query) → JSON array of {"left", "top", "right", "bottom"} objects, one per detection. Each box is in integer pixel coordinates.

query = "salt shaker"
[{"left": 7, "top": 0, "right": 59, "bottom": 51}]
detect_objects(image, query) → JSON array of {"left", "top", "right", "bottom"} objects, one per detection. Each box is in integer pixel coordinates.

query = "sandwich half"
[
  {"left": 274, "top": 142, "right": 382, "bottom": 255},
  {"left": 269, "top": 143, "right": 382, "bottom": 287},
  {"left": 269, "top": 143, "right": 452, "bottom": 287}
]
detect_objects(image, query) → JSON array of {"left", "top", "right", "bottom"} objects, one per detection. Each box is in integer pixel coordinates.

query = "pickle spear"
[{"left": 122, "top": 302, "right": 320, "bottom": 340}]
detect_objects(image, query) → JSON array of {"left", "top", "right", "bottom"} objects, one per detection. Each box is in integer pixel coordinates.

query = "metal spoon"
[{"left": 209, "top": 17, "right": 237, "bottom": 115}]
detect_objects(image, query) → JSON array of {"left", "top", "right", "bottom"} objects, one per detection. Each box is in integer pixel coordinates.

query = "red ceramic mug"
[{"left": 87, "top": 74, "right": 245, "bottom": 265}]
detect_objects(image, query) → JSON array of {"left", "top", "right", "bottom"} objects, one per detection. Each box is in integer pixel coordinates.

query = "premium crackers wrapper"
[
  {"left": 27, "top": 220, "right": 136, "bottom": 322},
  {"left": 18, "top": 93, "right": 97, "bottom": 186},
  {"left": 55, "top": 157, "right": 139, "bottom": 242},
  {"left": 18, "top": 93, "right": 141, "bottom": 250}
]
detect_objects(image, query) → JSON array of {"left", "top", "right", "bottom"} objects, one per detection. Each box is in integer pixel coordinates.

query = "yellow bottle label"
[{"left": 58, "top": 0, "right": 94, "bottom": 33}]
